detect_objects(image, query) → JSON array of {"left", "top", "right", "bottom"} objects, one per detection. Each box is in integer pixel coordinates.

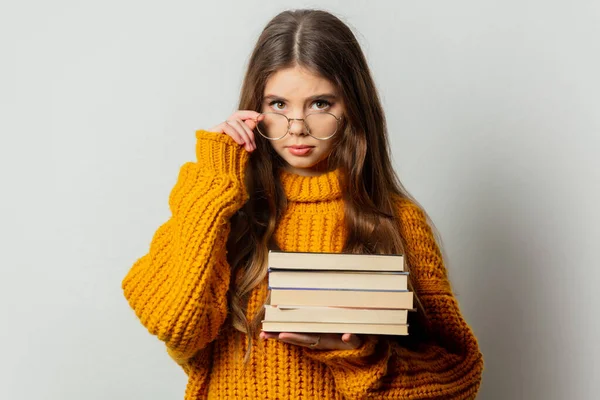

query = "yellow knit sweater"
[{"left": 122, "top": 130, "right": 484, "bottom": 399}]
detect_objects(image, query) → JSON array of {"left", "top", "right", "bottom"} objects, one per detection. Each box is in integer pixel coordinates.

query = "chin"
[
  {"left": 284, "top": 158, "right": 318, "bottom": 169},
  {"left": 282, "top": 156, "right": 330, "bottom": 172}
]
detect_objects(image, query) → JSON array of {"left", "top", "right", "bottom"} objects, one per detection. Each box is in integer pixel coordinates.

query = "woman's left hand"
[{"left": 260, "top": 331, "right": 362, "bottom": 350}]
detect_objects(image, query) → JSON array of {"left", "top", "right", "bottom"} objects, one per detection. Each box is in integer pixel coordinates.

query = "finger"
[
  {"left": 225, "top": 120, "right": 251, "bottom": 150},
  {"left": 278, "top": 332, "right": 319, "bottom": 346},
  {"left": 342, "top": 333, "right": 362, "bottom": 349},
  {"left": 236, "top": 120, "right": 256, "bottom": 150},
  {"left": 277, "top": 335, "right": 317, "bottom": 348},
  {"left": 243, "top": 118, "right": 258, "bottom": 131},
  {"left": 222, "top": 122, "right": 245, "bottom": 146},
  {"left": 260, "top": 331, "right": 279, "bottom": 340},
  {"left": 232, "top": 110, "right": 262, "bottom": 121},
  {"left": 275, "top": 332, "right": 360, "bottom": 350},
  {"left": 227, "top": 119, "right": 253, "bottom": 151},
  {"left": 243, "top": 113, "right": 264, "bottom": 131},
  {"left": 278, "top": 338, "right": 311, "bottom": 348}
]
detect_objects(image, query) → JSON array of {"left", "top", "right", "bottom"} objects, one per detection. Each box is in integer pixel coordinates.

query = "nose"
[{"left": 288, "top": 118, "right": 308, "bottom": 136}]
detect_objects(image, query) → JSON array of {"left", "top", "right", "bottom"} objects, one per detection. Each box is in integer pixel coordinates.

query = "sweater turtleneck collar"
[{"left": 278, "top": 168, "right": 343, "bottom": 202}]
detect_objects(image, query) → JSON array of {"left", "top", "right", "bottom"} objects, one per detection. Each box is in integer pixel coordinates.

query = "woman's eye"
[
  {"left": 269, "top": 101, "right": 285, "bottom": 110},
  {"left": 312, "top": 100, "right": 332, "bottom": 110}
]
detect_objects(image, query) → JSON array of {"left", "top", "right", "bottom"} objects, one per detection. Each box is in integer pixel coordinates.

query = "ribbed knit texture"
[{"left": 122, "top": 130, "right": 484, "bottom": 399}]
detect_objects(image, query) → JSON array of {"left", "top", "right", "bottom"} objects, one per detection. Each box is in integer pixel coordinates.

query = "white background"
[{"left": 1, "top": 1, "right": 598, "bottom": 399}]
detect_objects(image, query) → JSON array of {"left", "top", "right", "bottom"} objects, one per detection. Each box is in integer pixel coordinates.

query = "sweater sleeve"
[
  {"left": 303, "top": 199, "right": 484, "bottom": 399},
  {"left": 122, "top": 129, "right": 249, "bottom": 364}
]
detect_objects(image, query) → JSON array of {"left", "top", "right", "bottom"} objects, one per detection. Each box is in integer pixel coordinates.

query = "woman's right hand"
[{"left": 209, "top": 110, "right": 264, "bottom": 152}]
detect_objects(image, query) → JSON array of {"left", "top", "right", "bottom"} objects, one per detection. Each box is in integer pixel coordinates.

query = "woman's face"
[{"left": 261, "top": 65, "right": 345, "bottom": 176}]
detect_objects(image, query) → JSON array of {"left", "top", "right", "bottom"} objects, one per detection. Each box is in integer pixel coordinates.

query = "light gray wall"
[{"left": 1, "top": 1, "right": 598, "bottom": 399}]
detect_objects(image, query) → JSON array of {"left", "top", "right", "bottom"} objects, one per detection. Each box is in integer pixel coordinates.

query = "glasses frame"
[{"left": 254, "top": 111, "right": 342, "bottom": 141}]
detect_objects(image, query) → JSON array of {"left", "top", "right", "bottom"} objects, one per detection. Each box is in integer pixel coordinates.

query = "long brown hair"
[{"left": 226, "top": 9, "right": 438, "bottom": 361}]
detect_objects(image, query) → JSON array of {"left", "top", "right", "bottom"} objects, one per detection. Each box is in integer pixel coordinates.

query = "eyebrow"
[{"left": 263, "top": 93, "right": 339, "bottom": 102}]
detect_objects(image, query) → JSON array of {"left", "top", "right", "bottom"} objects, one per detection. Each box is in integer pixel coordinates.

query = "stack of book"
[{"left": 262, "top": 251, "right": 413, "bottom": 336}]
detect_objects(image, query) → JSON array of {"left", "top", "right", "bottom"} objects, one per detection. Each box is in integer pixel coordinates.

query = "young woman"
[{"left": 122, "top": 9, "right": 484, "bottom": 399}]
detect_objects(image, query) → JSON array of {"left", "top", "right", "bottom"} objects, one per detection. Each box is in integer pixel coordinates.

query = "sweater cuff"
[
  {"left": 303, "top": 335, "right": 382, "bottom": 368},
  {"left": 194, "top": 129, "right": 249, "bottom": 184}
]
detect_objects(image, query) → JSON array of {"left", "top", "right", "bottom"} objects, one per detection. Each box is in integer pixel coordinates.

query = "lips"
[{"left": 286, "top": 145, "right": 315, "bottom": 156}]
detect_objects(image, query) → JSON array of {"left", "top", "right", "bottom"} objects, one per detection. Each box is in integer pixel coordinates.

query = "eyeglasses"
[{"left": 254, "top": 112, "right": 342, "bottom": 141}]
